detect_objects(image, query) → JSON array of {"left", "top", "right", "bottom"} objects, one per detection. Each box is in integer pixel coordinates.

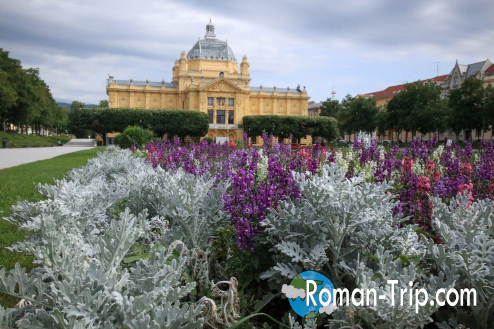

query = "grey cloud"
[{"left": 1, "top": 0, "right": 492, "bottom": 103}]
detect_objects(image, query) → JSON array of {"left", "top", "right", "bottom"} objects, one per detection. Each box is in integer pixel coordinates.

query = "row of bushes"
[
  {"left": 243, "top": 115, "right": 339, "bottom": 142},
  {"left": 71, "top": 108, "right": 339, "bottom": 146},
  {"left": 70, "top": 108, "right": 209, "bottom": 145}
]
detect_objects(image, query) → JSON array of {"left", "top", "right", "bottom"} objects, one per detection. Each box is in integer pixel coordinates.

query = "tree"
[
  {"left": 70, "top": 101, "right": 85, "bottom": 112},
  {"left": 485, "top": 84, "right": 494, "bottom": 133},
  {"left": 98, "top": 100, "right": 109, "bottom": 108},
  {"left": 449, "top": 77, "right": 486, "bottom": 140},
  {"left": 0, "top": 48, "right": 66, "bottom": 135},
  {"left": 385, "top": 81, "right": 446, "bottom": 141},
  {"left": 0, "top": 48, "right": 35, "bottom": 131},
  {"left": 376, "top": 108, "right": 389, "bottom": 140},
  {"left": 307, "top": 116, "right": 339, "bottom": 142},
  {"left": 320, "top": 99, "right": 341, "bottom": 118},
  {"left": 337, "top": 94, "right": 378, "bottom": 139}
]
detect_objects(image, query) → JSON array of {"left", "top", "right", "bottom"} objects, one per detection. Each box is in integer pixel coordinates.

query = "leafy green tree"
[
  {"left": 98, "top": 100, "right": 109, "bottom": 108},
  {"left": 337, "top": 94, "right": 378, "bottom": 138},
  {"left": 70, "top": 101, "right": 85, "bottom": 112},
  {"left": 385, "top": 81, "right": 446, "bottom": 141},
  {"left": 485, "top": 84, "right": 494, "bottom": 132},
  {"left": 307, "top": 116, "right": 339, "bottom": 142},
  {"left": 320, "top": 99, "right": 341, "bottom": 118},
  {"left": 0, "top": 70, "right": 17, "bottom": 130},
  {"left": 449, "top": 77, "right": 486, "bottom": 140},
  {"left": 376, "top": 108, "right": 389, "bottom": 140},
  {"left": 0, "top": 48, "right": 66, "bottom": 135},
  {"left": 0, "top": 49, "right": 35, "bottom": 131}
]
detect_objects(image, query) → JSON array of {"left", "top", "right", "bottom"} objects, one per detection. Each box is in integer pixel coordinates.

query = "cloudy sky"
[{"left": 1, "top": 0, "right": 493, "bottom": 104}]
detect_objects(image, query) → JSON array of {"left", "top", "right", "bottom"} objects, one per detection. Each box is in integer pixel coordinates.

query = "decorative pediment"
[{"left": 199, "top": 78, "right": 245, "bottom": 93}]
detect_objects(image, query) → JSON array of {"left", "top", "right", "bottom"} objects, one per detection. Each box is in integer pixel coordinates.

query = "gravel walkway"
[{"left": 0, "top": 139, "right": 96, "bottom": 170}]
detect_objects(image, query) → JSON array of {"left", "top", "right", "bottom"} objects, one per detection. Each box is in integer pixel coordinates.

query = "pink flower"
[
  {"left": 402, "top": 156, "right": 414, "bottom": 173},
  {"left": 150, "top": 146, "right": 156, "bottom": 153},
  {"left": 425, "top": 160, "right": 435, "bottom": 171},
  {"left": 462, "top": 163, "right": 472, "bottom": 174},
  {"left": 432, "top": 171, "right": 441, "bottom": 180},
  {"left": 489, "top": 183, "right": 494, "bottom": 194},
  {"left": 458, "top": 183, "right": 474, "bottom": 207},
  {"left": 458, "top": 183, "right": 473, "bottom": 194},
  {"left": 417, "top": 176, "right": 430, "bottom": 192}
]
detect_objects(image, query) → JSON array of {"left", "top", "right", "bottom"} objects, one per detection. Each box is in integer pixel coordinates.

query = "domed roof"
[{"left": 187, "top": 20, "right": 236, "bottom": 62}]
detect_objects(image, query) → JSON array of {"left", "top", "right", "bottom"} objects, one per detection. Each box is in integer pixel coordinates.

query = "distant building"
[
  {"left": 359, "top": 59, "right": 494, "bottom": 107},
  {"left": 106, "top": 20, "right": 310, "bottom": 144},
  {"left": 308, "top": 101, "right": 322, "bottom": 116},
  {"left": 359, "top": 75, "right": 448, "bottom": 107},
  {"left": 356, "top": 59, "right": 494, "bottom": 142}
]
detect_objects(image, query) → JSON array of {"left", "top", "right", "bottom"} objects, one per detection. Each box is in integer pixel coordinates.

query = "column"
[
  {"left": 160, "top": 93, "right": 166, "bottom": 109},
  {"left": 129, "top": 92, "right": 135, "bottom": 108},
  {"left": 145, "top": 92, "right": 150, "bottom": 109}
]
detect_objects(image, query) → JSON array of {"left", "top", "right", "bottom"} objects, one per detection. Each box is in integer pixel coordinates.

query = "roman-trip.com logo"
[{"left": 282, "top": 271, "right": 477, "bottom": 319}]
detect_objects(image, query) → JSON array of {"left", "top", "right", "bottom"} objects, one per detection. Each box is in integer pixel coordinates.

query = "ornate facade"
[{"left": 106, "top": 20, "right": 310, "bottom": 143}]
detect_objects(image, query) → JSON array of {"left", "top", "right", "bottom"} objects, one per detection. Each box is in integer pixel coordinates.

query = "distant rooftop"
[
  {"left": 250, "top": 86, "right": 304, "bottom": 94},
  {"left": 108, "top": 79, "right": 177, "bottom": 88},
  {"left": 187, "top": 20, "right": 236, "bottom": 62},
  {"left": 308, "top": 101, "right": 323, "bottom": 110},
  {"left": 360, "top": 74, "right": 448, "bottom": 99}
]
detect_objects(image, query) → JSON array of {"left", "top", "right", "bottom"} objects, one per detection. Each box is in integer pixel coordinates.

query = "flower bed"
[
  {"left": 142, "top": 133, "right": 494, "bottom": 243},
  {"left": 1, "top": 136, "right": 494, "bottom": 328}
]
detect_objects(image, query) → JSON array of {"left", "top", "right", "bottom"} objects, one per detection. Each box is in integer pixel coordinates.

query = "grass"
[
  {"left": 0, "top": 146, "right": 105, "bottom": 307},
  {"left": 0, "top": 131, "right": 72, "bottom": 148}
]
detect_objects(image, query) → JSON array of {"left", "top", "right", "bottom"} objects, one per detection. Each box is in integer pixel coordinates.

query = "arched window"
[{"left": 219, "top": 72, "right": 224, "bottom": 78}]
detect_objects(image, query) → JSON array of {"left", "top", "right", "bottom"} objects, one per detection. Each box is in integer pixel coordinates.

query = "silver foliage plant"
[
  {"left": 1, "top": 147, "right": 235, "bottom": 328},
  {"left": 427, "top": 193, "right": 494, "bottom": 329},
  {"left": 1, "top": 209, "right": 202, "bottom": 328},
  {"left": 260, "top": 164, "right": 457, "bottom": 328}
]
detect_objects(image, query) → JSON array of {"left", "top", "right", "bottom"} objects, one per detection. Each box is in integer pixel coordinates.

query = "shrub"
[
  {"left": 70, "top": 108, "right": 209, "bottom": 145},
  {"left": 243, "top": 115, "right": 340, "bottom": 141},
  {"left": 202, "top": 136, "right": 214, "bottom": 144},
  {"left": 114, "top": 125, "right": 154, "bottom": 148}
]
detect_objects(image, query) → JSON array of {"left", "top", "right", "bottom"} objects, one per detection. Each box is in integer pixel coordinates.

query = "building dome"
[{"left": 187, "top": 20, "right": 236, "bottom": 62}]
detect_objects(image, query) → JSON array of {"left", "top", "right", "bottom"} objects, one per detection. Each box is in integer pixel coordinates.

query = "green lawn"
[
  {"left": 0, "top": 131, "right": 72, "bottom": 148},
  {"left": 0, "top": 147, "right": 105, "bottom": 307}
]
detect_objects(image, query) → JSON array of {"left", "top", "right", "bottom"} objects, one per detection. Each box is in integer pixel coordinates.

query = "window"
[
  {"left": 216, "top": 110, "right": 225, "bottom": 124},
  {"left": 219, "top": 72, "right": 224, "bottom": 77},
  {"left": 228, "top": 110, "right": 234, "bottom": 124},
  {"left": 208, "top": 97, "right": 214, "bottom": 106},
  {"left": 228, "top": 98, "right": 234, "bottom": 106},
  {"left": 251, "top": 136, "right": 256, "bottom": 144},
  {"left": 216, "top": 97, "right": 225, "bottom": 106},
  {"left": 208, "top": 110, "right": 214, "bottom": 123}
]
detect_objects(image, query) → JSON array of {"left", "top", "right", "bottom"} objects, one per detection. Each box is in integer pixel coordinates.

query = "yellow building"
[{"left": 106, "top": 20, "right": 310, "bottom": 144}]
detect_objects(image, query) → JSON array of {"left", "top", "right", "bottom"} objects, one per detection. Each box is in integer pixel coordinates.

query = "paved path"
[{"left": 0, "top": 139, "right": 96, "bottom": 170}]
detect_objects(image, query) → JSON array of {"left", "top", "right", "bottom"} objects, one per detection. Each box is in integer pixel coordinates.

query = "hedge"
[
  {"left": 243, "top": 115, "right": 339, "bottom": 142},
  {"left": 71, "top": 108, "right": 209, "bottom": 145}
]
